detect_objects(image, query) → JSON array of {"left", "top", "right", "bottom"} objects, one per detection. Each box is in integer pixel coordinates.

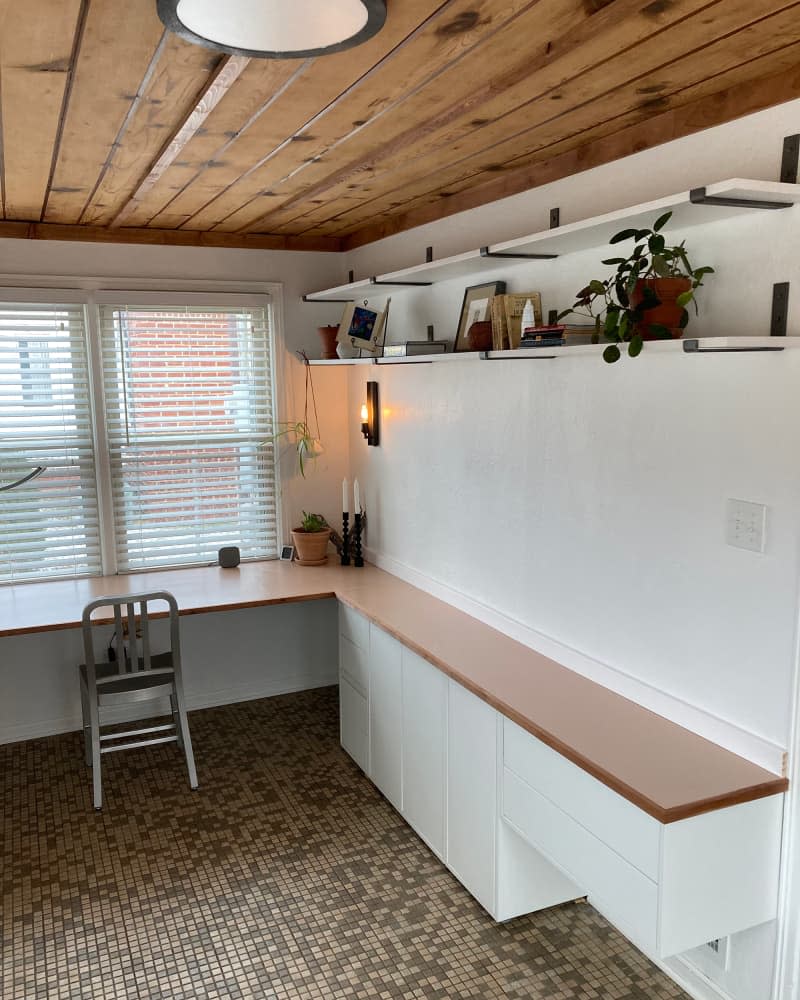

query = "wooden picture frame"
[{"left": 454, "top": 281, "right": 506, "bottom": 352}]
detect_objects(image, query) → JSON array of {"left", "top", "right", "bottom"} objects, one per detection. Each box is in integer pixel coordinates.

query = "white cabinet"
[
  {"left": 368, "top": 623, "right": 403, "bottom": 810},
  {"left": 447, "top": 679, "right": 498, "bottom": 913},
  {"left": 338, "top": 605, "right": 370, "bottom": 773},
  {"left": 402, "top": 647, "right": 447, "bottom": 859},
  {"left": 502, "top": 718, "right": 784, "bottom": 957}
]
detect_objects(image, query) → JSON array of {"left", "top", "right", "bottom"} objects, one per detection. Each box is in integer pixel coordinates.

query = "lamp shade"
[{"left": 157, "top": 0, "right": 387, "bottom": 59}]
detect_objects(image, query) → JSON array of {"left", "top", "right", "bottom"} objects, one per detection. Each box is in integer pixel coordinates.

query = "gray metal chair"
[{"left": 79, "top": 590, "right": 198, "bottom": 810}]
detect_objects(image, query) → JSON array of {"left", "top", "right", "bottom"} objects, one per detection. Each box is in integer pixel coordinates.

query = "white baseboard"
[
  {"left": 366, "top": 547, "right": 785, "bottom": 775},
  {"left": 0, "top": 669, "right": 338, "bottom": 746}
]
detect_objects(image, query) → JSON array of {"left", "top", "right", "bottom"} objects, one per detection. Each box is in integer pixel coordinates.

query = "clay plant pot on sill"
[
  {"left": 291, "top": 512, "right": 332, "bottom": 566},
  {"left": 629, "top": 276, "right": 692, "bottom": 340}
]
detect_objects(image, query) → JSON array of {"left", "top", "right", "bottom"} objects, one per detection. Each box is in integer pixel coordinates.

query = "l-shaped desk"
[{"left": 0, "top": 559, "right": 789, "bottom": 959}]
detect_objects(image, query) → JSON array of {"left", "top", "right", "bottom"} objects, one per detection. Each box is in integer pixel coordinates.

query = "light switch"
[{"left": 726, "top": 499, "right": 767, "bottom": 553}]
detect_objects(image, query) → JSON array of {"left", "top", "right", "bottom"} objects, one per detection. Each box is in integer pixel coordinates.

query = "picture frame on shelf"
[
  {"left": 454, "top": 281, "right": 506, "bottom": 352},
  {"left": 337, "top": 300, "right": 388, "bottom": 356}
]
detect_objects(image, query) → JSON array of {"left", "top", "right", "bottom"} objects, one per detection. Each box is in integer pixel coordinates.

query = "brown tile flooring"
[{"left": 1, "top": 687, "right": 689, "bottom": 1000}]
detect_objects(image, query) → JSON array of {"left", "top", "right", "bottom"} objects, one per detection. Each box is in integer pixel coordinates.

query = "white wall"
[{"left": 343, "top": 97, "right": 800, "bottom": 1000}]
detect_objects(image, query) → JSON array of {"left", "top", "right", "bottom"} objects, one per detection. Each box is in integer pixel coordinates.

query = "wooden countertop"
[{"left": 1, "top": 560, "right": 787, "bottom": 823}]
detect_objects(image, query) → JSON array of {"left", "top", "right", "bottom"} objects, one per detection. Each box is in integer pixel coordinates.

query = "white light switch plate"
[{"left": 726, "top": 499, "right": 767, "bottom": 553}]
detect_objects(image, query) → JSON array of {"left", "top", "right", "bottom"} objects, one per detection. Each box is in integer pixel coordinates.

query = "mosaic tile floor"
[{"left": 1, "top": 687, "right": 689, "bottom": 999}]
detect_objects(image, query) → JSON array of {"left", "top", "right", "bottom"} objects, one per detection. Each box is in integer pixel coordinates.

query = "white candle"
[
  {"left": 342, "top": 478, "right": 349, "bottom": 514},
  {"left": 354, "top": 479, "right": 360, "bottom": 514}
]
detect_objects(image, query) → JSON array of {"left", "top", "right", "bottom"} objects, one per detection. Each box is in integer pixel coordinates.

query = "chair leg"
[
  {"left": 88, "top": 697, "right": 102, "bottom": 810},
  {"left": 79, "top": 678, "right": 92, "bottom": 767},
  {"left": 170, "top": 694, "right": 184, "bottom": 750},
  {"left": 172, "top": 682, "right": 198, "bottom": 790}
]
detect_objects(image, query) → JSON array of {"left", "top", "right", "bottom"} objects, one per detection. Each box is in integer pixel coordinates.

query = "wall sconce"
[{"left": 361, "top": 381, "right": 379, "bottom": 446}]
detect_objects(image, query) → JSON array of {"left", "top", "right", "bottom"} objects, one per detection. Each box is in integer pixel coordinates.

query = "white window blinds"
[
  {"left": 99, "top": 302, "right": 277, "bottom": 571},
  {"left": 0, "top": 302, "right": 101, "bottom": 583}
]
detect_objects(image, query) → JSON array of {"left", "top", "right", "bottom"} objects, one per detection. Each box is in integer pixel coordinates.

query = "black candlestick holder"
[
  {"left": 341, "top": 512, "right": 350, "bottom": 566},
  {"left": 353, "top": 511, "right": 364, "bottom": 567}
]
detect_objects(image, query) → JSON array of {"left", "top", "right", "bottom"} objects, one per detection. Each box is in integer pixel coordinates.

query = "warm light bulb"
[{"left": 360, "top": 403, "right": 368, "bottom": 421}]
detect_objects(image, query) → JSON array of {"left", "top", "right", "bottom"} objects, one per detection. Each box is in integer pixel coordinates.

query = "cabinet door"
[
  {"left": 447, "top": 679, "right": 497, "bottom": 914},
  {"left": 340, "top": 675, "right": 368, "bottom": 772},
  {"left": 369, "top": 624, "right": 403, "bottom": 810},
  {"left": 401, "top": 647, "right": 447, "bottom": 859}
]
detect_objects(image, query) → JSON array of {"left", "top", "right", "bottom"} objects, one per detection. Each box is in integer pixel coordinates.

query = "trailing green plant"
[
  {"left": 270, "top": 355, "right": 324, "bottom": 477},
  {"left": 300, "top": 511, "right": 328, "bottom": 533},
  {"left": 558, "top": 211, "right": 714, "bottom": 363}
]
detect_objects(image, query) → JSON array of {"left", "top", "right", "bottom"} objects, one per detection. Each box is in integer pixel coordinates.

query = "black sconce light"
[{"left": 360, "top": 381, "right": 379, "bottom": 446}]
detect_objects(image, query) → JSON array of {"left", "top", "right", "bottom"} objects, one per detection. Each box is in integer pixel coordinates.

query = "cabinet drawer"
[
  {"left": 340, "top": 676, "right": 368, "bottom": 773},
  {"left": 503, "top": 767, "right": 658, "bottom": 954},
  {"left": 503, "top": 719, "right": 661, "bottom": 881},
  {"left": 340, "top": 634, "right": 369, "bottom": 695},
  {"left": 339, "top": 603, "right": 369, "bottom": 652}
]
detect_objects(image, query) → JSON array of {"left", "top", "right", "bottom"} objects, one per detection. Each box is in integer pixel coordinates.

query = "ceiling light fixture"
[{"left": 157, "top": 0, "right": 387, "bottom": 59}]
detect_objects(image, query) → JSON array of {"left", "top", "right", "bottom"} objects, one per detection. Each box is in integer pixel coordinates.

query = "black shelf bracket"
[
  {"left": 302, "top": 294, "right": 354, "bottom": 303},
  {"left": 781, "top": 135, "right": 799, "bottom": 184},
  {"left": 480, "top": 247, "right": 559, "bottom": 260},
  {"left": 771, "top": 282, "right": 790, "bottom": 337},
  {"left": 683, "top": 340, "right": 785, "bottom": 354},
  {"left": 689, "top": 187, "right": 792, "bottom": 210},
  {"left": 549, "top": 207, "right": 560, "bottom": 229},
  {"left": 425, "top": 246, "right": 433, "bottom": 263},
  {"left": 479, "top": 351, "right": 557, "bottom": 360},
  {"left": 369, "top": 277, "right": 432, "bottom": 287}
]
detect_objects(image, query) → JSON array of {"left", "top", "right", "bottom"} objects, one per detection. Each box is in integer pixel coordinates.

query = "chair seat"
[{"left": 80, "top": 657, "right": 176, "bottom": 702}]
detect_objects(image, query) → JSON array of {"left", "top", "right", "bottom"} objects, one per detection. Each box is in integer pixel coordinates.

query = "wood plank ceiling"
[{"left": 0, "top": 0, "right": 799, "bottom": 253}]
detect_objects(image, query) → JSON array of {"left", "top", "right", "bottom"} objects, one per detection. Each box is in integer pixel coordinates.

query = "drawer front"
[
  {"left": 503, "top": 767, "right": 658, "bottom": 954},
  {"left": 339, "top": 602, "right": 370, "bottom": 652},
  {"left": 340, "top": 634, "right": 369, "bottom": 695},
  {"left": 503, "top": 719, "right": 661, "bottom": 881},
  {"left": 340, "top": 676, "right": 368, "bottom": 773}
]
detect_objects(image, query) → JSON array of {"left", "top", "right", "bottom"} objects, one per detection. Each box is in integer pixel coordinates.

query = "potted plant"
[
  {"left": 291, "top": 511, "right": 332, "bottom": 565},
  {"left": 559, "top": 211, "right": 714, "bottom": 362},
  {"left": 272, "top": 356, "right": 324, "bottom": 477}
]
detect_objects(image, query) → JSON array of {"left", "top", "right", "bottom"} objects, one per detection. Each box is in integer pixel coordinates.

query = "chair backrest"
[{"left": 81, "top": 591, "right": 182, "bottom": 686}]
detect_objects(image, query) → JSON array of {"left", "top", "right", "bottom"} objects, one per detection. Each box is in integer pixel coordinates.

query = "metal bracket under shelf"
[
  {"left": 480, "top": 247, "right": 559, "bottom": 260},
  {"left": 689, "top": 188, "right": 793, "bottom": 210},
  {"left": 302, "top": 294, "right": 354, "bottom": 303},
  {"left": 370, "top": 277, "right": 432, "bottom": 287},
  {"left": 479, "top": 351, "right": 558, "bottom": 360},
  {"left": 683, "top": 340, "right": 785, "bottom": 354},
  {"left": 372, "top": 357, "right": 434, "bottom": 365}
]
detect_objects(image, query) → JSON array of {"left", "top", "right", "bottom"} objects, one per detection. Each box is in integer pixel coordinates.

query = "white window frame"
[{"left": 0, "top": 278, "right": 285, "bottom": 581}]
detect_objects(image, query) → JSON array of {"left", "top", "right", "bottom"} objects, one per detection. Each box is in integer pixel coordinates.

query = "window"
[
  {"left": 0, "top": 302, "right": 101, "bottom": 583},
  {"left": 0, "top": 291, "right": 278, "bottom": 584}
]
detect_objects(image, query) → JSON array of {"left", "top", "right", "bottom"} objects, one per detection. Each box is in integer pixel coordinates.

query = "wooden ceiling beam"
[
  {"left": 109, "top": 52, "right": 250, "bottom": 227},
  {"left": 0, "top": 0, "right": 84, "bottom": 221},
  {"left": 119, "top": 0, "right": 450, "bottom": 230},
  {"left": 0, "top": 219, "right": 342, "bottom": 252},
  {"left": 340, "top": 59, "right": 800, "bottom": 250},
  {"left": 258, "top": 0, "right": 800, "bottom": 237},
  {"left": 176, "top": 0, "right": 543, "bottom": 233},
  {"left": 42, "top": 0, "right": 165, "bottom": 225},
  {"left": 229, "top": 0, "right": 726, "bottom": 234}
]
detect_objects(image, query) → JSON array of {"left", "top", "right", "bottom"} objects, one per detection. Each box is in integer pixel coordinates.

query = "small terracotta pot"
[
  {"left": 291, "top": 527, "right": 331, "bottom": 566},
  {"left": 630, "top": 277, "right": 692, "bottom": 340},
  {"left": 467, "top": 320, "right": 493, "bottom": 351},
  {"left": 318, "top": 325, "right": 339, "bottom": 360}
]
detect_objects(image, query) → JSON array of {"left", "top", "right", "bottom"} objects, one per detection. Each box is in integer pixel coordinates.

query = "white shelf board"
[
  {"left": 489, "top": 180, "right": 800, "bottom": 258},
  {"left": 307, "top": 337, "right": 795, "bottom": 365},
  {"left": 301, "top": 179, "right": 800, "bottom": 303}
]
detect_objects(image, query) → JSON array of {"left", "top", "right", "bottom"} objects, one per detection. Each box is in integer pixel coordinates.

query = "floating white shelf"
[
  {"left": 308, "top": 337, "right": 794, "bottom": 365},
  {"left": 302, "top": 179, "right": 800, "bottom": 304}
]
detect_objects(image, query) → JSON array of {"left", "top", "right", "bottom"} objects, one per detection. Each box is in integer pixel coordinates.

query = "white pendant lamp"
[{"left": 157, "top": 0, "right": 387, "bottom": 59}]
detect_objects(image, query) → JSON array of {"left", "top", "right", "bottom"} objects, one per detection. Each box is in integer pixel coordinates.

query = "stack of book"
[
  {"left": 519, "top": 324, "right": 566, "bottom": 348},
  {"left": 490, "top": 293, "right": 543, "bottom": 350}
]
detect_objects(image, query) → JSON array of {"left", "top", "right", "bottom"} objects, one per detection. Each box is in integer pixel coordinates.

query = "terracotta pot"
[
  {"left": 291, "top": 527, "right": 331, "bottom": 566},
  {"left": 317, "top": 325, "right": 340, "bottom": 360},
  {"left": 467, "top": 320, "right": 493, "bottom": 351},
  {"left": 630, "top": 277, "right": 692, "bottom": 340}
]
